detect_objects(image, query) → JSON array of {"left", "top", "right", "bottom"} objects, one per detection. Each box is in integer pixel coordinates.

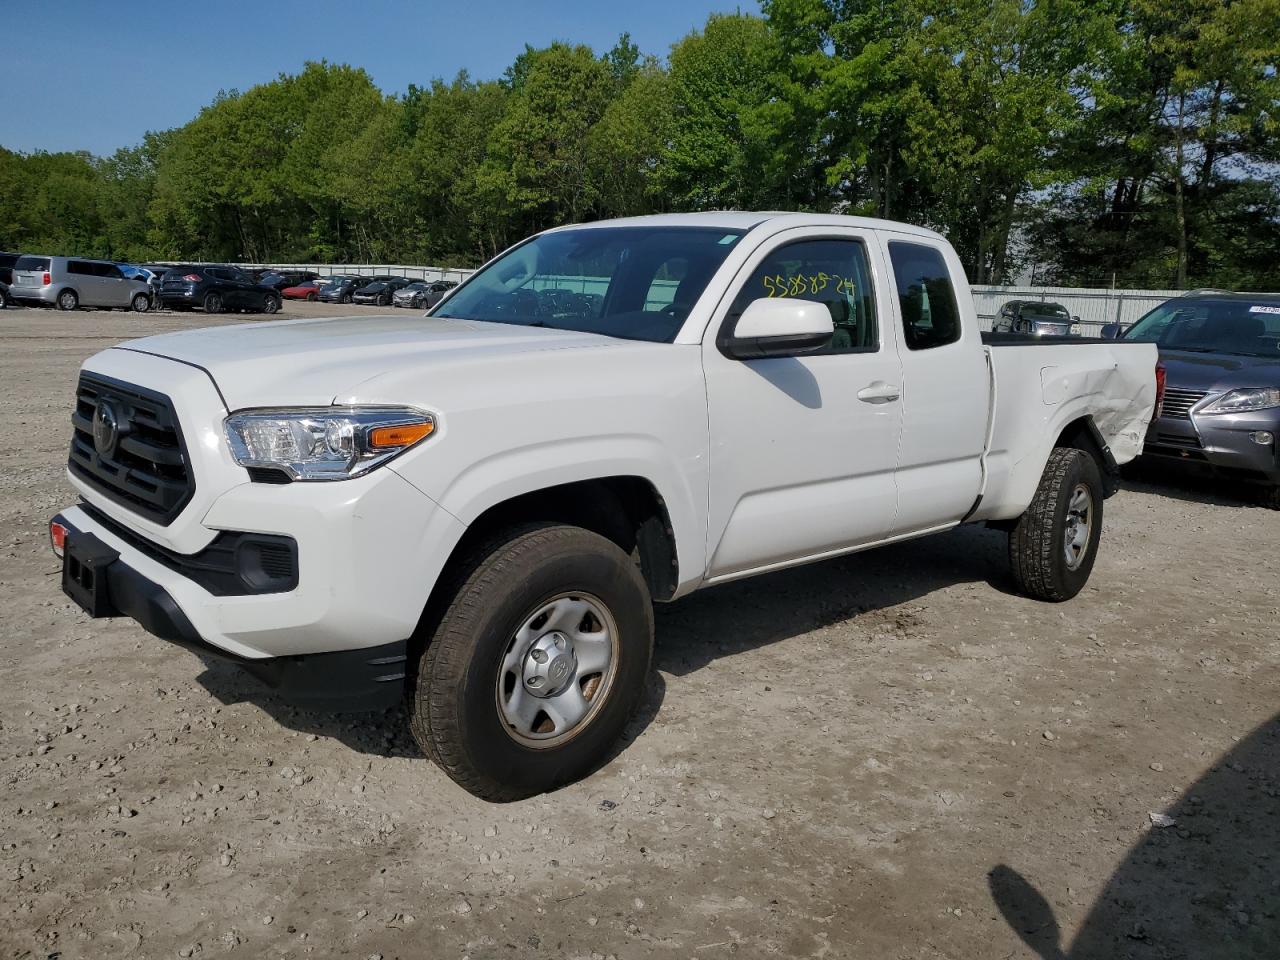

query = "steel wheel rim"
[
  {"left": 496, "top": 592, "right": 619, "bottom": 749},
  {"left": 1063, "top": 483, "right": 1093, "bottom": 570},
  {"left": 59, "top": 292, "right": 75, "bottom": 309}
]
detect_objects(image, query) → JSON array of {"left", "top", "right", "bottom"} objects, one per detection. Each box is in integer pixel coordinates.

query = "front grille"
[
  {"left": 1154, "top": 432, "right": 1203, "bottom": 449},
  {"left": 1161, "top": 388, "right": 1208, "bottom": 419},
  {"left": 69, "top": 374, "right": 194, "bottom": 525}
]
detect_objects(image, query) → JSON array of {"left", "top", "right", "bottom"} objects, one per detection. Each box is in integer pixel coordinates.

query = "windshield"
[
  {"left": 433, "top": 226, "right": 746, "bottom": 342},
  {"left": 402, "top": 283, "right": 427, "bottom": 292},
  {"left": 1022, "top": 303, "right": 1068, "bottom": 319},
  {"left": 361, "top": 282, "right": 387, "bottom": 291},
  {"left": 1123, "top": 298, "right": 1280, "bottom": 358}
]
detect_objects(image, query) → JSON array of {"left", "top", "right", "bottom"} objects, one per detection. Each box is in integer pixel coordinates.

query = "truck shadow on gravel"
[
  {"left": 653, "top": 521, "right": 1016, "bottom": 677},
  {"left": 989, "top": 711, "right": 1279, "bottom": 959},
  {"left": 191, "top": 658, "right": 668, "bottom": 766},
  {"left": 191, "top": 521, "right": 1014, "bottom": 758}
]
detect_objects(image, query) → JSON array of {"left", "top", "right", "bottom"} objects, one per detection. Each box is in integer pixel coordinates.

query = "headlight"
[
  {"left": 225, "top": 407, "right": 435, "bottom": 480},
  {"left": 1199, "top": 388, "right": 1280, "bottom": 416}
]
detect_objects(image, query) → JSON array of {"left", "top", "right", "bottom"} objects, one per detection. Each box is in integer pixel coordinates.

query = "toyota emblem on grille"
[{"left": 93, "top": 400, "right": 121, "bottom": 458}]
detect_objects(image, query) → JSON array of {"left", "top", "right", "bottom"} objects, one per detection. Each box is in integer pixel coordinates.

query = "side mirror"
[
  {"left": 1099, "top": 323, "right": 1123, "bottom": 339},
  {"left": 722, "top": 298, "right": 834, "bottom": 360}
]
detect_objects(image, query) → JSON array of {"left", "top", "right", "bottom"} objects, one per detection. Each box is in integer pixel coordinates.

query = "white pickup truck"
[{"left": 50, "top": 213, "right": 1159, "bottom": 800}]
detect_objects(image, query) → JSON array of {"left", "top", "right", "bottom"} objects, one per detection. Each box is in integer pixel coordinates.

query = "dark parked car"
[
  {"left": 0, "top": 251, "right": 19, "bottom": 285},
  {"left": 1112, "top": 291, "right": 1280, "bottom": 508},
  {"left": 316, "top": 275, "right": 370, "bottom": 304},
  {"left": 993, "top": 299, "right": 1077, "bottom": 336},
  {"left": 0, "top": 279, "right": 10, "bottom": 308},
  {"left": 352, "top": 277, "right": 411, "bottom": 306},
  {"left": 257, "top": 270, "right": 322, "bottom": 292},
  {"left": 159, "top": 265, "right": 282, "bottom": 315}
]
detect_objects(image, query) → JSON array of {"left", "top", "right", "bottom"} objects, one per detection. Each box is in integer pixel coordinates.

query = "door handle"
[{"left": 857, "top": 381, "right": 901, "bottom": 404}]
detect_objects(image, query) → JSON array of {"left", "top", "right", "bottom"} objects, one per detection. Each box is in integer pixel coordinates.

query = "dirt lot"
[{"left": 1, "top": 302, "right": 1277, "bottom": 960}]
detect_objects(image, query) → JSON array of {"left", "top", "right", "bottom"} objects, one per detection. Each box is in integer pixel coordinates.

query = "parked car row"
[{"left": 0, "top": 252, "right": 459, "bottom": 315}]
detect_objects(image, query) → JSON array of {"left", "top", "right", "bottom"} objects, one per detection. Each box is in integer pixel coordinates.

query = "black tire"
[
  {"left": 57, "top": 289, "right": 79, "bottom": 311},
  {"left": 1008, "top": 447, "right": 1104, "bottom": 602},
  {"left": 130, "top": 293, "right": 150, "bottom": 313},
  {"left": 408, "top": 523, "right": 654, "bottom": 802},
  {"left": 341, "top": 292, "right": 352, "bottom": 304},
  {"left": 203, "top": 292, "right": 223, "bottom": 314},
  {"left": 261, "top": 294, "right": 280, "bottom": 315}
]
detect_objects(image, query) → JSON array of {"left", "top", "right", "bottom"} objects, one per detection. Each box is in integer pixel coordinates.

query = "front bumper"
[
  {"left": 54, "top": 514, "right": 407, "bottom": 710},
  {"left": 1142, "top": 408, "right": 1280, "bottom": 482}
]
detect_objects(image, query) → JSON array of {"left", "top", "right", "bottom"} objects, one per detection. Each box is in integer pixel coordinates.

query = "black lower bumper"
[{"left": 54, "top": 514, "right": 407, "bottom": 711}]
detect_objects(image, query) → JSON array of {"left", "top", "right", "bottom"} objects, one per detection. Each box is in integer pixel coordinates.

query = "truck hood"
[
  {"left": 1158, "top": 349, "right": 1280, "bottom": 394},
  {"left": 113, "top": 314, "right": 620, "bottom": 409}
]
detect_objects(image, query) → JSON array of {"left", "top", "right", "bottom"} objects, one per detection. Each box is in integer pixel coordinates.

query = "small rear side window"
[
  {"left": 887, "top": 242, "right": 962, "bottom": 350},
  {"left": 17, "top": 256, "right": 51, "bottom": 271}
]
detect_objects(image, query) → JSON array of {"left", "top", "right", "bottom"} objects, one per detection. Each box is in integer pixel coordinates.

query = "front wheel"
[
  {"left": 341, "top": 292, "right": 352, "bottom": 304},
  {"left": 130, "top": 293, "right": 150, "bottom": 313},
  {"left": 408, "top": 523, "right": 654, "bottom": 802},
  {"left": 57, "top": 289, "right": 79, "bottom": 311},
  {"left": 1008, "top": 447, "right": 1104, "bottom": 602},
  {"left": 261, "top": 295, "right": 280, "bottom": 314}
]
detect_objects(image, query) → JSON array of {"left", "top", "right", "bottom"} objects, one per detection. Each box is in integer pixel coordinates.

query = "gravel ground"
[{"left": 1, "top": 303, "right": 1278, "bottom": 960}]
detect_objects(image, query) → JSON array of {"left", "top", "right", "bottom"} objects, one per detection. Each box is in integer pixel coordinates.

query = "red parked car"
[{"left": 282, "top": 279, "right": 324, "bottom": 301}]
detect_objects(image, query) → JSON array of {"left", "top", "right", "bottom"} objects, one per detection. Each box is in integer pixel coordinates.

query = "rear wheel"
[
  {"left": 262, "top": 294, "right": 280, "bottom": 315},
  {"left": 57, "top": 289, "right": 79, "bottom": 311},
  {"left": 408, "top": 523, "right": 654, "bottom": 802},
  {"left": 203, "top": 292, "right": 223, "bottom": 314},
  {"left": 306, "top": 292, "right": 317, "bottom": 302},
  {"left": 130, "top": 292, "right": 150, "bottom": 313},
  {"left": 1008, "top": 447, "right": 1104, "bottom": 602}
]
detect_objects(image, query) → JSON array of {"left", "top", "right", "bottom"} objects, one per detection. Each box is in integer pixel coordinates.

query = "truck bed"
[{"left": 972, "top": 337, "right": 1159, "bottom": 522}]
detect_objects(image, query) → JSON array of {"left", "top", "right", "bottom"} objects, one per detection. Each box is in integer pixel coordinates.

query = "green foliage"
[{"left": 0, "top": 12, "right": 1275, "bottom": 288}]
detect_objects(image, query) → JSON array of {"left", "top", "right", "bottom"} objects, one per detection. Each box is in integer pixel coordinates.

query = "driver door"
[{"left": 702, "top": 228, "right": 903, "bottom": 580}]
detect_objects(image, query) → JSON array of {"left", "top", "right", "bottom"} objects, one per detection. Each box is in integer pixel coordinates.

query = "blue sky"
[{"left": 2, "top": 0, "right": 758, "bottom": 157}]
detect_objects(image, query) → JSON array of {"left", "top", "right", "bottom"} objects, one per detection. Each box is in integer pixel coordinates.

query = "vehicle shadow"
[
  {"left": 989, "top": 711, "right": 1280, "bottom": 959},
  {"left": 654, "top": 521, "right": 1016, "bottom": 677},
  {"left": 192, "top": 649, "right": 669, "bottom": 766},
  {"left": 193, "top": 521, "right": 1014, "bottom": 758},
  {"left": 1123, "top": 461, "right": 1268, "bottom": 510}
]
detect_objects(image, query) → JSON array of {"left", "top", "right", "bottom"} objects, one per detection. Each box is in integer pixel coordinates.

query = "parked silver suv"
[{"left": 10, "top": 255, "right": 153, "bottom": 312}]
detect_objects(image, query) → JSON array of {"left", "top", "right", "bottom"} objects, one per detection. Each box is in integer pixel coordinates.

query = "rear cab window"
[{"left": 887, "top": 242, "right": 962, "bottom": 350}]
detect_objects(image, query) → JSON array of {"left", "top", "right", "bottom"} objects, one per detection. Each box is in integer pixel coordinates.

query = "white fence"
[{"left": 971, "top": 285, "right": 1188, "bottom": 335}]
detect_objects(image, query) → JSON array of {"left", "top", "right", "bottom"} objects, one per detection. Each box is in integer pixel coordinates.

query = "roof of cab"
[{"left": 545, "top": 211, "right": 947, "bottom": 242}]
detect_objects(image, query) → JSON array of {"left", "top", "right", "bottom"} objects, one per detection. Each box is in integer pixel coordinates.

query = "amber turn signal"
[{"left": 368, "top": 420, "right": 434, "bottom": 449}]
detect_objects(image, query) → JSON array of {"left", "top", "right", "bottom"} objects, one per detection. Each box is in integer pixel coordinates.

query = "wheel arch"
[
  {"left": 437, "top": 475, "right": 679, "bottom": 604},
  {"left": 1054, "top": 415, "right": 1120, "bottom": 496}
]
